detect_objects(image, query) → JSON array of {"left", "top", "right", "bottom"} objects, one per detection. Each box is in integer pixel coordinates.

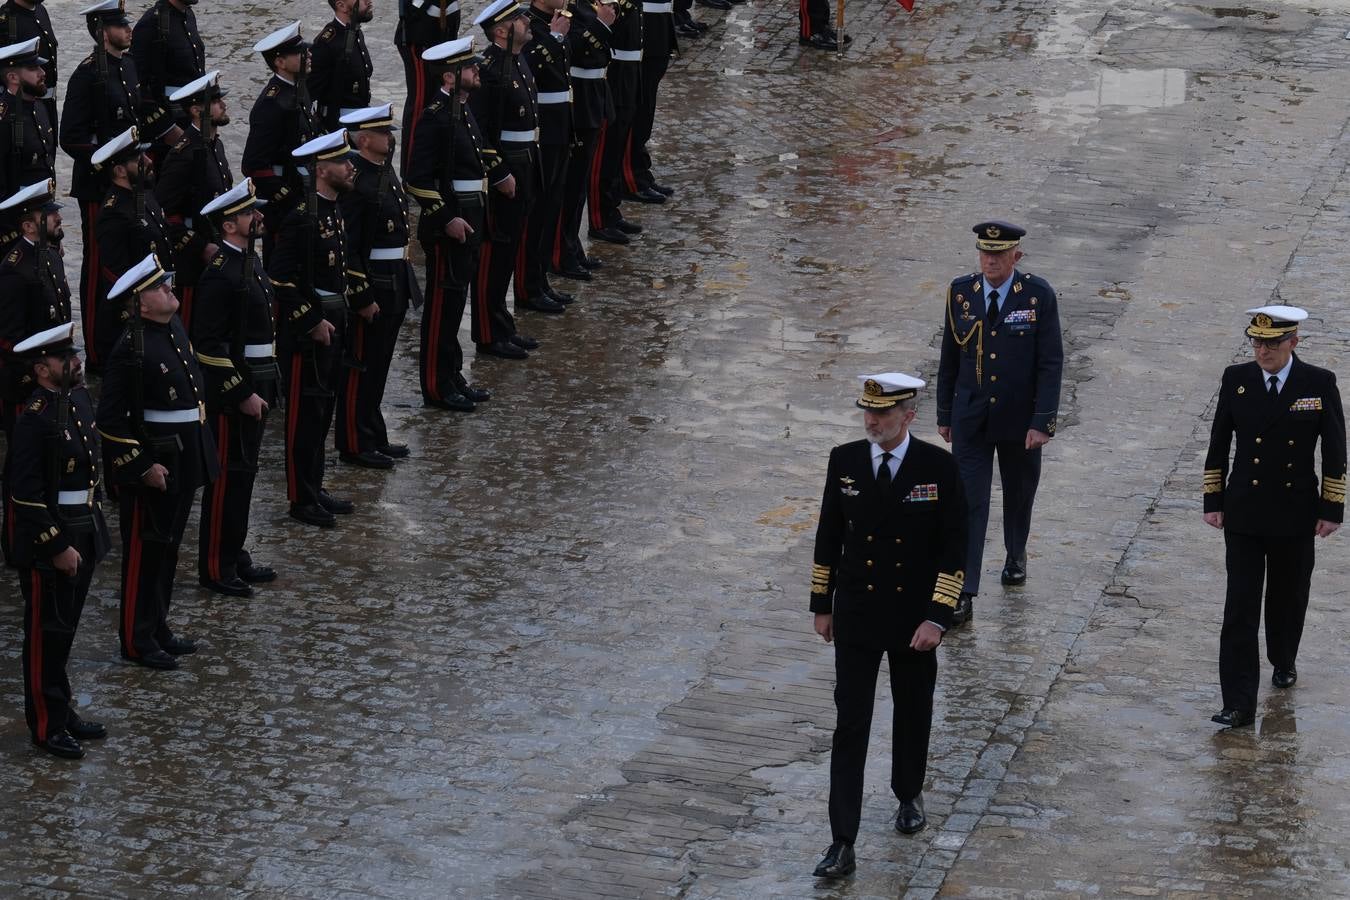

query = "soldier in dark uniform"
[
  {"left": 935, "top": 221, "right": 1062, "bottom": 626},
  {"left": 156, "top": 71, "right": 232, "bottom": 329},
  {"left": 192, "top": 180, "right": 277, "bottom": 597},
  {"left": 309, "top": 0, "right": 374, "bottom": 132},
  {"left": 241, "top": 21, "right": 316, "bottom": 265},
  {"left": 0, "top": 37, "right": 56, "bottom": 245},
  {"left": 469, "top": 0, "right": 539, "bottom": 360},
  {"left": 809, "top": 373, "right": 966, "bottom": 880},
  {"left": 130, "top": 0, "right": 204, "bottom": 130},
  {"left": 0, "top": 0, "right": 57, "bottom": 128},
  {"left": 335, "top": 104, "right": 413, "bottom": 468},
  {"left": 395, "top": 0, "right": 462, "bottom": 177},
  {"left": 91, "top": 126, "right": 170, "bottom": 366},
  {"left": 625, "top": 0, "right": 674, "bottom": 202},
  {"left": 1203, "top": 306, "right": 1346, "bottom": 729},
  {"left": 0, "top": 179, "right": 66, "bottom": 565},
  {"left": 95, "top": 252, "right": 217, "bottom": 670},
  {"left": 269, "top": 129, "right": 360, "bottom": 528},
  {"left": 516, "top": 0, "right": 573, "bottom": 315},
  {"left": 588, "top": 0, "right": 641, "bottom": 245},
  {"left": 408, "top": 36, "right": 496, "bottom": 412},
  {"left": 8, "top": 322, "right": 110, "bottom": 759},
  {"left": 798, "top": 0, "right": 848, "bottom": 50},
  {"left": 555, "top": 0, "right": 612, "bottom": 280}
]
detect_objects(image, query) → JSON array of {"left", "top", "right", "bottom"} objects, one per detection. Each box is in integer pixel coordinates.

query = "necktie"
[
  {"left": 1268, "top": 375, "right": 1279, "bottom": 398},
  {"left": 876, "top": 451, "right": 894, "bottom": 497},
  {"left": 986, "top": 289, "right": 1000, "bottom": 327}
]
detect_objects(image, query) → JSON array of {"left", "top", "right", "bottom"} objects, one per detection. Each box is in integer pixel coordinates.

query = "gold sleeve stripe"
[
  {"left": 270, "top": 279, "right": 297, "bottom": 288},
  {"left": 1204, "top": 484, "right": 1223, "bottom": 494},
  {"left": 11, "top": 497, "right": 48, "bottom": 509},
  {"left": 98, "top": 429, "right": 141, "bottom": 445},
  {"left": 931, "top": 591, "right": 958, "bottom": 609},
  {"left": 406, "top": 185, "right": 441, "bottom": 200},
  {"left": 194, "top": 352, "right": 235, "bottom": 368}
]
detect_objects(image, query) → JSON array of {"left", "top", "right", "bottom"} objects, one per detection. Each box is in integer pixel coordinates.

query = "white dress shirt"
[{"left": 1261, "top": 355, "right": 1294, "bottom": 394}]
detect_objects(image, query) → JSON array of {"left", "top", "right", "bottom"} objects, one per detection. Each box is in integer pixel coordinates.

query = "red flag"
[{"left": 897, "top": 0, "right": 914, "bottom": 10}]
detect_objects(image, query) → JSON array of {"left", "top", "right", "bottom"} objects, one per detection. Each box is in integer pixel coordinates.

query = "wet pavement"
[{"left": 5, "top": 0, "right": 1350, "bottom": 896}]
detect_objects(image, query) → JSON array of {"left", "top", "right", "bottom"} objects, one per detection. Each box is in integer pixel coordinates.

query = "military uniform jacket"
[
  {"left": 936, "top": 270, "right": 1063, "bottom": 442},
  {"left": 155, "top": 124, "right": 233, "bottom": 285},
  {"left": 0, "top": 2, "right": 57, "bottom": 104},
  {"left": 810, "top": 437, "right": 968, "bottom": 640},
  {"left": 526, "top": 7, "right": 572, "bottom": 147},
  {"left": 191, "top": 241, "right": 277, "bottom": 414},
  {"left": 395, "top": 0, "right": 460, "bottom": 50},
  {"left": 0, "top": 238, "right": 72, "bottom": 406},
  {"left": 565, "top": 0, "right": 613, "bottom": 129},
  {"left": 8, "top": 386, "right": 110, "bottom": 569},
  {"left": 469, "top": 45, "right": 539, "bottom": 177},
  {"left": 241, "top": 76, "right": 316, "bottom": 213},
  {"left": 606, "top": 0, "right": 641, "bottom": 115},
  {"left": 308, "top": 18, "right": 373, "bottom": 131},
  {"left": 341, "top": 155, "right": 412, "bottom": 310},
  {"left": 130, "top": 0, "right": 205, "bottom": 107},
  {"left": 406, "top": 91, "right": 500, "bottom": 245},
  {"left": 96, "top": 316, "right": 217, "bottom": 489},
  {"left": 269, "top": 195, "right": 358, "bottom": 342},
  {"left": 1203, "top": 355, "right": 1346, "bottom": 536},
  {"left": 0, "top": 90, "right": 56, "bottom": 205},
  {"left": 96, "top": 183, "right": 169, "bottom": 296},
  {"left": 60, "top": 50, "right": 143, "bottom": 202}
]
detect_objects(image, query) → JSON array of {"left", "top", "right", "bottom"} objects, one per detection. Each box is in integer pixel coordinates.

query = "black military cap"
[{"left": 973, "top": 220, "right": 1025, "bottom": 252}]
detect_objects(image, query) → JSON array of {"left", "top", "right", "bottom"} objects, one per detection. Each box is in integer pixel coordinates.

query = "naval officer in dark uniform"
[
  {"left": 936, "top": 221, "right": 1062, "bottom": 625},
  {"left": 1203, "top": 305, "right": 1345, "bottom": 728},
  {"left": 130, "top": 0, "right": 206, "bottom": 130},
  {"left": 0, "top": 36, "right": 56, "bottom": 232},
  {"left": 308, "top": 0, "right": 374, "bottom": 132},
  {"left": 810, "top": 373, "right": 966, "bottom": 880},
  {"left": 0, "top": 0, "right": 58, "bottom": 128},
  {"left": 395, "top": 0, "right": 462, "bottom": 177}
]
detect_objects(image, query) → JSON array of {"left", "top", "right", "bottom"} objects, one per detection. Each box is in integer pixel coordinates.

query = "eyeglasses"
[{"left": 1249, "top": 337, "right": 1290, "bottom": 350}]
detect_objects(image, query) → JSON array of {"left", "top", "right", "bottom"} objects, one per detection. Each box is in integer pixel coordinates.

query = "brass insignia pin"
[
  {"left": 1013, "top": 281, "right": 1023, "bottom": 294},
  {"left": 1237, "top": 386, "right": 1245, "bottom": 394}
]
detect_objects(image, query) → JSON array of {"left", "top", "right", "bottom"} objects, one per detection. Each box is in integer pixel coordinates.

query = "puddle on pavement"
[{"left": 1036, "top": 67, "right": 1188, "bottom": 129}]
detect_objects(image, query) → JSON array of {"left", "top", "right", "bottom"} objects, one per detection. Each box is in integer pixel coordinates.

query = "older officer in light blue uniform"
[{"left": 936, "top": 221, "right": 1063, "bottom": 625}]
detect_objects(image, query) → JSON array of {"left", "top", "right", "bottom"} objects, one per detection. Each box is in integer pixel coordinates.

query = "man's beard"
[
  {"left": 212, "top": 113, "right": 230, "bottom": 127},
  {"left": 354, "top": 5, "right": 374, "bottom": 23},
  {"left": 48, "top": 227, "right": 65, "bottom": 243},
  {"left": 20, "top": 81, "right": 44, "bottom": 98}
]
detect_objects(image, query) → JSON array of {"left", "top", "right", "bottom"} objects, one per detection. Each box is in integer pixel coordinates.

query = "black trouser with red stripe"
[
  {"left": 199, "top": 403, "right": 271, "bottom": 585},
  {"left": 398, "top": 41, "right": 435, "bottom": 178},
  {"left": 421, "top": 221, "right": 482, "bottom": 404},
  {"left": 517, "top": 141, "right": 571, "bottom": 303},
  {"left": 119, "top": 464, "right": 203, "bottom": 659},
  {"left": 281, "top": 312, "right": 346, "bottom": 510},
  {"left": 628, "top": 27, "right": 672, "bottom": 193},
  {"left": 593, "top": 116, "right": 632, "bottom": 230},
  {"left": 337, "top": 274, "right": 410, "bottom": 454},
  {"left": 800, "top": 0, "right": 831, "bottom": 38},
  {"left": 560, "top": 126, "right": 600, "bottom": 268},
  {"left": 20, "top": 532, "right": 96, "bottom": 743},
  {"left": 78, "top": 201, "right": 103, "bottom": 370},
  {"left": 473, "top": 146, "right": 536, "bottom": 348}
]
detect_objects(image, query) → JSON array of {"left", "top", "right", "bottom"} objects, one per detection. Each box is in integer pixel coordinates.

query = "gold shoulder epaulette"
[
  {"left": 26, "top": 396, "right": 46, "bottom": 414},
  {"left": 4, "top": 247, "right": 20, "bottom": 265},
  {"left": 265, "top": 84, "right": 280, "bottom": 98}
]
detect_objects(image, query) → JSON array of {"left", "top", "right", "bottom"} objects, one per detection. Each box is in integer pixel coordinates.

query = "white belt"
[
  {"left": 315, "top": 288, "right": 341, "bottom": 298},
  {"left": 370, "top": 246, "right": 409, "bottom": 261},
  {"left": 643, "top": 2, "right": 673, "bottom": 12},
  {"left": 144, "top": 407, "right": 202, "bottom": 424},
  {"left": 570, "top": 66, "right": 605, "bottom": 79},
  {"left": 243, "top": 343, "right": 273, "bottom": 358},
  {"left": 452, "top": 178, "right": 486, "bottom": 192},
  {"left": 272, "top": 165, "right": 309, "bottom": 176},
  {"left": 500, "top": 129, "right": 538, "bottom": 143},
  {"left": 58, "top": 490, "right": 92, "bottom": 505},
  {"left": 612, "top": 48, "right": 642, "bottom": 62},
  {"left": 537, "top": 91, "right": 570, "bottom": 105},
  {"left": 410, "top": 0, "right": 459, "bottom": 9}
]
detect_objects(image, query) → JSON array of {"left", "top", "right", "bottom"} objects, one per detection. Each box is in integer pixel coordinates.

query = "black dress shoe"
[
  {"left": 340, "top": 450, "right": 395, "bottom": 470},
  {"left": 689, "top": 19, "right": 709, "bottom": 31},
  {"left": 951, "top": 592, "right": 974, "bottom": 626},
  {"left": 454, "top": 378, "right": 491, "bottom": 402},
  {"left": 510, "top": 333, "right": 540, "bottom": 350},
  {"left": 800, "top": 32, "right": 839, "bottom": 50},
  {"left": 676, "top": 22, "right": 701, "bottom": 37},
  {"left": 39, "top": 731, "right": 85, "bottom": 760},
  {"left": 521, "top": 294, "right": 566, "bottom": 314},
  {"left": 1211, "top": 708, "right": 1255, "bottom": 728},
  {"left": 426, "top": 393, "right": 476, "bottom": 412},
  {"left": 896, "top": 795, "right": 926, "bottom": 834},
  {"left": 67, "top": 717, "right": 107, "bottom": 741},
  {"left": 626, "top": 187, "right": 666, "bottom": 204},
  {"left": 378, "top": 443, "right": 410, "bottom": 459},
  {"left": 821, "top": 28, "right": 852, "bottom": 44},
  {"left": 698, "top": 0, "right": 731, "bottom": 8},
  {"left": 650, "top": 182, "right": 675, "bottom": 196},
  {"left": 812, "top": 841, "right": 855, "bottom": 879},
  {"left": 614, "top": 218, "right": 644, "bottom": 235},
  {"left": 238, "top": 562, "right": 277, "bottom": 583},
  {"left": 1273, "top": 668, "right": 1297, "bottom": 689},
  {"left": 553, "top": 263, "right": 593, "bottom": 281},
  {"left": 200, "top": 575, "right": 254, "bottom": 598},
  {"left": 163, "top": 635, "right": 198, "bottom": 656},
  {"left": 1001, "top": 559, "right": 1027, "bottom": 586},
  {"left": 476, "top": 340, "right": 529, "bottom": 360},
  {"left": 135, "top": 649, "right": 180, "bottom": 670},
  {"left": 543, "top": 285, "right": 574, "bottom": 305},
  {"left": 588, "top": 226, "right": 631, "bottom": 245},
  {"left": 581, "top": 255, "right": 604, "bottom": 270},
  {"left": 318, "top": 491, "right": 354, "bottom": 515},
  {"left": 290, "top": 502, "right": 337, "bottom": 527}
]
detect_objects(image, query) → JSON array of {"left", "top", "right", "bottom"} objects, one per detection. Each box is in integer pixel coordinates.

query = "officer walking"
[
  {"left": 0, "top": 0, "right": 58, "bottom": 128},
  {"left": 395, "top": 0, "right": 462, "bottom": 176},
  {"left": 0, "top": 38, "right": 56, "bottom": 244},
  {"left": 192, "top": 180, "right": 277, "bottom": 598},
  {"left": 309, "top": 0, "right": 374, "bottom": 132},
  {"left": 268, "top": 129, "right": 360, "bottom": 528},
  {"left": 8, "top": 322, "right": 110, "bottom": 759},
  {"left": 809, "top": 373, "right": 966, "bottom": 880},
  {"left": 935, "top": 221, "right": 1062, "bottom": 625},
  {"left": 336, "top": 103, "right": 413, "bottom": 468},
  {"left": 155, "top": 71, "right": 233, "bottom": 329},
  {"left": 407, "top": 36, "right": 496, "bottom": 412},
  {"left": 1203, "top": 306, "right": 1345, "bottom": 728},
  {"left": 96, "top": 252, "right": 217, "bottom": 671}
]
